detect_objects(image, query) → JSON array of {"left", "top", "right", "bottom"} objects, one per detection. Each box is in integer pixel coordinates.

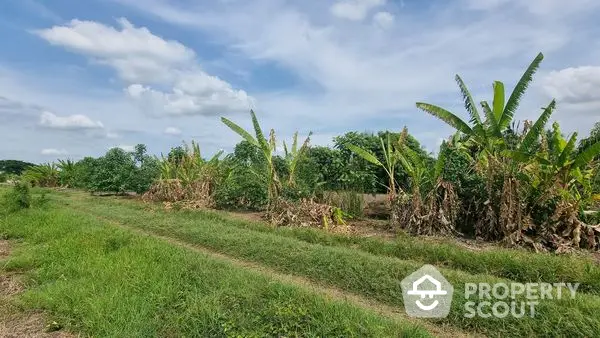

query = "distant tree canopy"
[
  {"left": 302, "top": 131, "right": 433, "bottom": 194},
  {"left": 0, "top": 160, "right": 35, "bottom": 175}
]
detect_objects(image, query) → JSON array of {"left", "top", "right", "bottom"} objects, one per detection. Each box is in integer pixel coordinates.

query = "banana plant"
[
  {"left": 157, "top": 141, "right": 223, "bottom": 184},
  {"left": 221, "top": 110, "right": 280, "bottom": 204},
  {"left": 417, "top": 52, "right": 544, "bottom": 158},
  {"left": 22, "top": 163, "right": 60, "bottom": 187},
  {"left": 510, "top": 122, "right": 600, "bottom": 206},
  {"left": 57, "top": 159, "right": 76, "bottom": 187},
  {"left": 345, "top": 133, "right": 400, "bottom": 199},
  {"left": 395, "top": 138, "right": 448, "bottom": 198},
  {"left": 283, "top": 131, "right": 313, "bottom": 186}
]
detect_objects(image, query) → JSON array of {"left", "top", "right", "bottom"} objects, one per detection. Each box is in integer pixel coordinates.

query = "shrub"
[
  {"left": 213, "top": 166, "right": 268, "bottom": 210},
  {"left": 3, "top": 181, "right": 32, "bottom": 211}
]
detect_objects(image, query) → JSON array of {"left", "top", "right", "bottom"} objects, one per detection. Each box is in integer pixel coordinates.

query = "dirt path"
[
  {"left": 0, "top": 240, "right": 75, "bottom": 338},
  {"left": 67, "top": 205, "right": 482, "bottom": 338}
]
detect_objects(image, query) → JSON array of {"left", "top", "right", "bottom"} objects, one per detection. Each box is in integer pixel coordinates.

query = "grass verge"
[
  {"left": 51, "top": 190, "right": 600, "bottom": 337},
  {"left": 0, "top": 200, "right": 429, "bottom": 337},
  {"left": 58, "top": 190, "right": 600, "bottom": 295}
]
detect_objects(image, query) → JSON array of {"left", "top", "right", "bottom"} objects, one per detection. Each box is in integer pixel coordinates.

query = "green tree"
[
  {"left": 130, "top": 144, "right": 160, "bottom": 194},
  {"left": 89, "top": 148, "right": 136, "bottom": 194},
  {"left": 0, "top": 160, "right": 35, "bottom": 175}
]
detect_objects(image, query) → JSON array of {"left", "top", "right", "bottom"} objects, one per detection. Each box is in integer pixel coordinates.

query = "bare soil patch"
[
  {"left": 0, "top": 240, "right": 10, "bottom": 259},
  {"left": 0, "top": 312, "right": 75, "bottom": 338},
  {"left": 0, "top": 274, "right": 24, "bottom": 297}
]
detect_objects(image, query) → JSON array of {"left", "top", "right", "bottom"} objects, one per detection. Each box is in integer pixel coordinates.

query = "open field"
[{"left": 1, "top": 188, "right": 599, "bottom": 337}]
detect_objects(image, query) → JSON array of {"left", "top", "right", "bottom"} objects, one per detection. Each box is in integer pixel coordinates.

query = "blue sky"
[{"left": 1, "top": 0, "right": 600, "bottom": 162}]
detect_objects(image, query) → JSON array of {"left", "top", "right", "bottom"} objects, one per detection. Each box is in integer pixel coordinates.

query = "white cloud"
[
  {"left": 41, "top": 148, "right": 68, "bottom": 155},
  {"left": 373, "top": 11, "right": 394, "bottom": 29},
  {"left": 39, "top": 111, "right": 104, "bottom": 129},
  {"left": 331, "top": 0, "right": 385, "bottom": 21},
  {"left": 37, "top": 18, "right": 254, "bottom": 117},
  {"left": 36, "top": 18, "right": 194, "bottom": 83},
  {"left": 125, "top": 76, "right": 252, "bottom": 116},
  {"left": 164, "top": 126, "right": 182, "bottom": 135},
  {"left": 110, "top": 145, "right": 135, "bottom": 152},
  {"left": 542, "top": 66, "right": 600, "bottom": 104},
  {"left": 105, "top": 0, "right": 600, "bottom": 151}
]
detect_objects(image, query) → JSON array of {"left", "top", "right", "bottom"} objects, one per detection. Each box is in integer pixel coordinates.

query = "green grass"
[
  {"left": 0, "top": 200, "right": 428, "bottom": 337},
  {"left": 48, "top": 190, "right": 600, "bottom": 337},
  {"left": 60, "top": 190, "right": 600, "bottom": 295}
]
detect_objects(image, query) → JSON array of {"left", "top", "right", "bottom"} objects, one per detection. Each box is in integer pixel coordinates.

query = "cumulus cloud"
[
  {"left": 164, "top": 126, "right": 182, "bottom": 135},
  {"left": 331, "top": 0, "right": 385, "bottom": 21},
  {"left": 373, "top": 11, "right": 394, "bottom": 29},
  {"left": 126, "top": 82, "right": 251, "bottom": 116},
  {"left": 106, "top": 0, "right": 600, "bottom": 150},
  {"left": 36, "top": 18, "right": 194, "bottom": 83},
  {"left": 41, "top": 148, "right": 68, "bottom": 155},
  {"left": 39, "top": 111, "right": 104, "bottom": 129},
  {"left": 542, "top": 66, "right": 600, "bottom": 105},
  {"left": 37, "top": 18, "right": 253, "bottom": 116}
]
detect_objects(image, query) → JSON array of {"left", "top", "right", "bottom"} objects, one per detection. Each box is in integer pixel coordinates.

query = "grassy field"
[{"left": 2, "top": 188, "right": 600, "bottom": 337}]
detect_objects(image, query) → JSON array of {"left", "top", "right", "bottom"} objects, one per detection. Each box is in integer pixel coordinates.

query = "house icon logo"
[{"left": 401, "top": 265, "right": 453, "bottom": 318}]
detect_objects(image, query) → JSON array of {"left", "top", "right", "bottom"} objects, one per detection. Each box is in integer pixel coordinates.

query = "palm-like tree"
[
  {"left": 345, "top": 135, "right": 399, "bottom": 199},
  {"left": 416, "top": 52, "right": 544, "bottom": 157},
  {"left": 57, "top": 159, "right": 76, "bottom": 187},
  {"left": 416, "top": 53, "right": 546, "bottom": 240},
  {"left": 221, "top": 110, "right": 281, "bottom": 205},
  {"left": 283, "top": 131, "right": 313, "bottom": 187},
  {"left": 23, "top": 163, "right": 60, "bottom": 187}
]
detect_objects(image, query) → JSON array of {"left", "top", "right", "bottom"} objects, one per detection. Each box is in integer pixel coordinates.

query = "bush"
[
  {"left": 3, "top": 181, "right": 32, "bottom": 211},
  {"left": 213, "top": 166, "right": 268, "bottom": 210}
]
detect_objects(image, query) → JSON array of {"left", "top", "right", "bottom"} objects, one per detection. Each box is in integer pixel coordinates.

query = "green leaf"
[
  {"left": 573, "top": 140, "right": 600, "bottom": 169},
  {"left": 345, "top": 143, "right": 383, "bottom": 167},
  {"left": 208, "top": 150, "right": 224, "bottom": 164},
  {"left": 550, "top": 122, "right": 566, "bottom": 155},
  {"left": 283, "top": 141, "right": 289, "bottom": 158},
  {"left": 433, "top": 142, "right": 447, "bottom": 180},
  {"left": 492, "top": 81, "right": 505, "bottom": 122},
  {"left": 396, "top": 152, "right": 414, "bottom": 176},
  {"left": 535, "top": 155, "right": 552, "bottom": 166},
  {"left": 502, "top": 150, "right": 530, "bottom": 163},
  {"left": 519, "top": 99, "right": 555, "bottom": 154},
  {"left": 416, "top": 102, "right": 473, "bottom": 135},
  {"left": 221, "top": 117, "right": 259, "bottom": 147},
  {"left": 291, "top": 131, "right": 299, "bottom": 154},
  {"left": 557, "top": 133, "right": 577, "bottom": 167},
  {"left": 455, "top": 75, "right": 482, "bottom": 127},
  {"left": 481, "top": 101, "right": 500, "bottom": 137},
  {"left": 288, "top": 132, "right": 312, "bottom": 183},
  {"left": 500, "top": 52, "right": 544, "bottom": 129},
  {"left": 250, "top": 110, "right": 269, "bottom": 150}
]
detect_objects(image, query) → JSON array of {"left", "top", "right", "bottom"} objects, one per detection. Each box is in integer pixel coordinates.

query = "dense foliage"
[
  {"left": 3, "top": 51, "right": 600, "bottom": 251},
  {"left": 18, "top": 145, "right": 158, "bottom": 195},
  {"left": 0, "top": 159, "right": 34, "bottom": 175}
]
